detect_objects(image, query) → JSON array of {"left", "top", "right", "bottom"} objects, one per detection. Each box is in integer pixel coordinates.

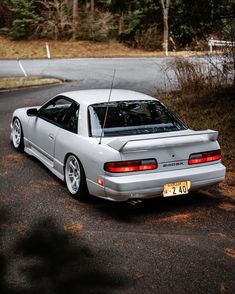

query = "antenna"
[{"left": 99, "top": 69, "right": 116, "bottom": 144}]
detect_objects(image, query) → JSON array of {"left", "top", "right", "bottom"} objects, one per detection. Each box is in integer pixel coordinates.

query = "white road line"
[{"left": 18, "top": 59, "right": 28, "bottom": 77}]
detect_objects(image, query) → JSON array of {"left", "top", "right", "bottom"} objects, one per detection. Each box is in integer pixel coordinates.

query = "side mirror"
[{"left": 27, "top": 108, "right": 38, "bottom": 116}]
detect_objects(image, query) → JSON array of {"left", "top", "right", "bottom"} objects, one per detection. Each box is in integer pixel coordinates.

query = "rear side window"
[{"left": 88, "top": 100, "right": 186, "bottom": 137}]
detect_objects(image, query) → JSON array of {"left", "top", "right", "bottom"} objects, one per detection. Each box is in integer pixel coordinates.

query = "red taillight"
[
  {"left": 188, "top": 150, "right": 221, "bottom": 165},
  {"left": 104, "top": 159, "right": 157, "bottom": 173}
]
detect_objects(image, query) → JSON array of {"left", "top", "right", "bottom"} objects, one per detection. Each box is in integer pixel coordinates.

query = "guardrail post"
[
  {"left": 209, "top": 41, "right": 213, "bottom": 53},
  {"left": 163, "top": 41, "right": 168, "bottom": 56},
  {"left": 46, "top": 42, "right": 51, "bottom": 59},
  {"left": 165, "top": 40, "right": 168, "bottom": 56}
]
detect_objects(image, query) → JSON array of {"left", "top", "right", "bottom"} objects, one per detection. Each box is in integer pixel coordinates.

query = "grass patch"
[
  {"left": 159, "top": 85, "right": 235, "bottom": 170},
  {"left": 0, "top": 36, "right": 210, "bottom": 59},
  {"left": 0, "top": 76, "right": 61, "bottom": 90}
]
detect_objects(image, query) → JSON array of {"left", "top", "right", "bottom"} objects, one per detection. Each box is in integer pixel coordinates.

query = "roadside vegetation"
[
  {"left": 0, "top": 36, "right": 211, "bottom": 59},
  {"left": 0, "top": 1, "right": 233, "bottom": 51},
  {"left": 159, "top": 57, "right": 235, "bottom": 198},
  {"left": 160, "top": 85, "right": 234, "bottom": 168},
  {"left": 160, "top": 58, "right": 234, "bottom": 168},
  {"left": 0, "top": 1, "right": 233, "bottom": 59}
]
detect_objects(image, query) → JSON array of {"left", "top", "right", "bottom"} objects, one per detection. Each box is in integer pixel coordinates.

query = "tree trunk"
[
  {"left": 118, "top": 14, "right": 125, "bottom": 35},
  {"left": 72, "top": 0, "right": 79, "bottom": 39},
  {"left": 91, "top": 0, "right": 95, "bottom": 16},
  {"left": 160, "top": 0, "right": 170, "bottom": 56}
]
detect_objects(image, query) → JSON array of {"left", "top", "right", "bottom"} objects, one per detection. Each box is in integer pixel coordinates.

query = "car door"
[{"left": 27, "top": 96, "right": 74, "bottom": 166}]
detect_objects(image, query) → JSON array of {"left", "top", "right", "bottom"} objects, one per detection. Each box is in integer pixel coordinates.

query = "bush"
[
  {"left": 78, "top": 10, "right": 114, "bottom": 42},
  {"left": 166, "top": 55, "right": 234, "bottom": 93},
  {"left": 34, "top": 0, "right": 73, "bottom": 40},
  {"left": 133, "top": 25, "right": 162, "bottom": 50}
]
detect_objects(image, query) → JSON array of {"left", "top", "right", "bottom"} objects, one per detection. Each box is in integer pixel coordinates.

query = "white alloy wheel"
[
  {"left": 12, "top": 118, "right": 24, "bottom": 151},
  {"left": 65, "top": 155, "right": 82, "bottom": 195}
]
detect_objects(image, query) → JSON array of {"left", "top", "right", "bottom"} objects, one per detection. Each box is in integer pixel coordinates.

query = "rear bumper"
[{"left": 100, "top": 163, "right": 226, "bottom": 201}]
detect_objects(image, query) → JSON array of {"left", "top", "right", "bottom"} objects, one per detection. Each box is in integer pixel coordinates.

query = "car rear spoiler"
[{"left": 107, "top": 130, "right": 218, "bottom": 153}]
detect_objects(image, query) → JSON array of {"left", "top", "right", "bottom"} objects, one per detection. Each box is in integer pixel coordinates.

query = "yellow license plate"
[{"left": 163, "top": 181, "right": 191, "bottom": 197}]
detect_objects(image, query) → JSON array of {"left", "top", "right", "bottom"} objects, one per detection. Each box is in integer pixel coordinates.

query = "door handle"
[{"left": 49, "top": 134, "right": 54, "bottom": 140}]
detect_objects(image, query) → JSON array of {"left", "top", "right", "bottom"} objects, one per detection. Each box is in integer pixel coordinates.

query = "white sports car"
[{"left": 10, "top": 89, "right": 226, "bottom": 201}]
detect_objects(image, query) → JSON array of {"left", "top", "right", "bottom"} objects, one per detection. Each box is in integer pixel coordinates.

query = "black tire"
[
  {"left": 64, "top": 154, "right": 88, "bottom": 199},
  {"left": 12, "top": 118, "right": 24, "bottom": 152}
]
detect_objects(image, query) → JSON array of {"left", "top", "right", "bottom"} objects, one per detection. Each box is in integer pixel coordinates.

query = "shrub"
[
  {"left": 166, "top": 54, "right": 234, "bottom": 94},
  {"left": 78, "top": 10, "right": 114, "bottom": 42}
]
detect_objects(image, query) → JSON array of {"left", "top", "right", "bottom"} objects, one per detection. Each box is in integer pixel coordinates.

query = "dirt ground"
[{"left": 0, "top": 36, "right": 210, "bottom": 59}]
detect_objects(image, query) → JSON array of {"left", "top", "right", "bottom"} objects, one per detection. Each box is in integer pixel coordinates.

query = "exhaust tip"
[{"left": 127, "top": 199, "right": 144, "bottom": 208}]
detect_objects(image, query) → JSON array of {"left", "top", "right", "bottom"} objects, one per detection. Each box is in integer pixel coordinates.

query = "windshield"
[{"left": 88, "top": 100, "right": 186, "bottom": 137}]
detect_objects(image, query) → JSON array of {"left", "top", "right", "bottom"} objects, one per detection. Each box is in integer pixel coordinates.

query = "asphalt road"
[
  {"left": 0, "top": 84, "right": 235, "bottom": 293},
  {"left": 0, "top": 57, "right": 179, "bottom": 94}
]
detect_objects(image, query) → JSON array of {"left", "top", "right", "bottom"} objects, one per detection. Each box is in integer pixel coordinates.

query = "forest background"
[{"left": 0, "top": 0, "right": 234, "bottom": 51}]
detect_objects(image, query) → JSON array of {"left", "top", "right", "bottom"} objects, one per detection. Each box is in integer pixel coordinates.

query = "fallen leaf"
[
  {"left": 147, "top": 212, "right": 202, "bottom": 224},
  {"left": 220, "top": 281, "right": 226, "bottom": 293},
  {"left": 135, "top": 272, "right": 145, "bottom": 279},
  {"left": 64, "top": 224, "right": 83, "bottom": 232},
  {"left": 218, "top": 203, "right": 235, "bottom": 212},
  {"left": 209, "top": 232, "right": 227, "bottom": 239},
  {"left": 224, "top": 248, "right": 235, "bottom": 259},
  {"left": 0, "top": 171, "right": 8, "bottom": 177}
]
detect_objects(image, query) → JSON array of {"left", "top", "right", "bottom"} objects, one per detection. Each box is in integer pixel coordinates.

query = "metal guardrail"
[{"left": 208, "top": 39, "right": 234, "bottom": 53}]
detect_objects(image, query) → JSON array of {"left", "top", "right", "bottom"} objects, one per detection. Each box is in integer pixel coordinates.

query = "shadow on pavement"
[
  {"left": 0, "top": 209, "right": 8, "bottom": 294},
  {"left": 92, "top": 190, "right": 222, "bottom": 223},
  {"left": 0, "top": 210, "right": 128, "bottom": 294}
]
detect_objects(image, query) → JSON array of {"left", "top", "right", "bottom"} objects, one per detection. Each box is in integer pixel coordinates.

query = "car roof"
[{"left": 60, "top": 89, "right": 157, "bottom": 106}]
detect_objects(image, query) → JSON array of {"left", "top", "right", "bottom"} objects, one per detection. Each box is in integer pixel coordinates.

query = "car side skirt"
[{"left": 24, "top": 145, "right": 65, "bottom": 181}]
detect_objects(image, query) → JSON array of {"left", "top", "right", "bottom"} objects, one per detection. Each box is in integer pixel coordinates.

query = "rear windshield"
[{"left": 88, "top": 100, "right": 186, "bottom": 137}]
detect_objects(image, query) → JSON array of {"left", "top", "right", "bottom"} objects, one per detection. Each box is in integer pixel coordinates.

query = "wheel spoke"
[
  {"left": 77, "top": 170, "right": 80, "bottom": 178},
  {"left": 71, "top": 178, "right": 76, "bottom": 189},
  {"left": 74, "top": 160, "right": 79, "bottom": 170},
  {"left": 69, "top": 161, "right": 76, "bottom": 171},
  {"left": 68, "top": 172, "right": 74, "bottom": 178},
  {"left": 74, "top": 179, "right": 79, "bottom": 189},
  {"left": 15, "top": 121, "right": 19, "bottom": 130}
]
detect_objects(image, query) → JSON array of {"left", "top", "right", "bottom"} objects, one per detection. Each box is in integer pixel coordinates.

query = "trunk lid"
[{"left": 102, "top": 129, "right": 220, "bottom": 172}]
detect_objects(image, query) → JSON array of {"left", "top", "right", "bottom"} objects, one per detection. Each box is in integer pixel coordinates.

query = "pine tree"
[{"left": 5, "top": 0, "right": 40, "bottom": 39}]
